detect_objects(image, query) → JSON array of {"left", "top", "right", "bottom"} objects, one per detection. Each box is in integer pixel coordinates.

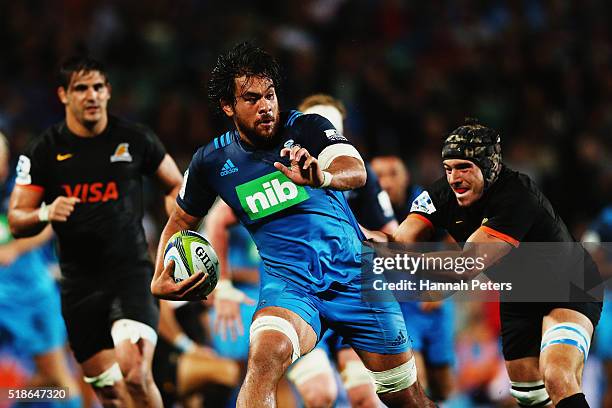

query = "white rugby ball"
[{"left": 163, "top": 230, "right": 220, "bottom": 298}]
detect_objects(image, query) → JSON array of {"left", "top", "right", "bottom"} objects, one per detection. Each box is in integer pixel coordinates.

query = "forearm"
[
  {"left": 324, "top": 157, "right": 366, "bottom": 190},
  {"left": 205, "top": 222, "right": 231, "bottom": 281},
  {"left": 158, "top": 301, "right": 197, "bottom": 353},
  {"left": 8, "top": 225, "right": 53, "bottom": 254},
  {"left": 164, "top": 185, "right": 182, "bottom": 217},
  {"left": 8, "top": 207, "right": 48, "bottom": 238}
]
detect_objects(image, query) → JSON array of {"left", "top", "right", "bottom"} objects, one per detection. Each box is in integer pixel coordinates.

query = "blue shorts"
[
  {"left": 400, "top": 300, "right": 455, "bottom": 366},
  {"left": 595, "top": 292, "right": 612, "bottom": 359},
  {"left": 315, "top": 329, "right": 350, "bottom": 357},
  {"left": 208, "top": 283, "right": 259, "bottom": 360},
  {"left": 257, "top": 275, "right": 409, "bottom": 355},
  {"left": 0, "top": 282, "right": 66, "bottom": 356}
]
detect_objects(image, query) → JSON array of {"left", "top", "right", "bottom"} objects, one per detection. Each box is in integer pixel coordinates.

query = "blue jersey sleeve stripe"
[
  {"left": 220, "top": 132, "right": 227, "bottom": 147},
  {"left": 214, "top": 137, "right": 219, "bottom": 149},
  {"left": 287, "top": 112, "right": 303, "bottom": 127},
  {"left": 285, "top": 110, "right": 299, "bottom": 127},
  {"left": 225, "top": 132, "right": 232, "bottom": 146}
]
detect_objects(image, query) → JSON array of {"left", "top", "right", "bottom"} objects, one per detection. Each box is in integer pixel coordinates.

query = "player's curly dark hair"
[
  {"left": 58, "top": 56, "right": 108, "bottom": 88},
  {"left": 207, "top": 42, "right": 281, "bottom": 116}
]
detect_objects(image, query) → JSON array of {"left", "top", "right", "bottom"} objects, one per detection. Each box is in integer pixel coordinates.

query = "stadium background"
[{"left": 0, "top": 0, "right": 610, "bottom": 407}]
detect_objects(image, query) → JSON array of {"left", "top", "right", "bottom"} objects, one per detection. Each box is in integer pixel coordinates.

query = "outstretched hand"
[
  {"left": 274, "top": 145, "right": 324, "bottom": 187},
  {"left": 151, "top": 260, "right": 210, "bottom": 301}
]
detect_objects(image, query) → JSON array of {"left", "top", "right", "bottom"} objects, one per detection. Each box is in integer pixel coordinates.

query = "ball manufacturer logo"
[{"left": 195, "top": 246, "right": 216, "bottom": 275}]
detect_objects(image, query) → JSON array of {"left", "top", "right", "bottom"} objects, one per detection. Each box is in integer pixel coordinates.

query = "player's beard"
[{"left": 235, "top": 112, "right": 280, "bottom": 149}]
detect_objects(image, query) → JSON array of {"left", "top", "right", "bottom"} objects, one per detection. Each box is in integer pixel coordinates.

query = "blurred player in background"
[
  {"left": 151, "top": 42, "right": 435, "bottom": 408},
  {"left": 205, "top": 200, "right": 297, "bottom": 407},
  {"left": 153, "top": 299, "right": 241, "bottom": 407},
  {"left": 391, "top": 119, "right": 602, "bottom": 408},
  {"left": 8, "top": 56, "right": 183, "bottom": 407},
  {"left": 299, "top": 94, "right": 397, "bottom": 236},
  {"left": 0, "top": 132, "right": 82, "bottom": 407},
  {"left": 582, "top": 206, "right": 612, "bottom": 408},
  {"left": 371, "top": 155, "right": 455, "bottom": 403}
]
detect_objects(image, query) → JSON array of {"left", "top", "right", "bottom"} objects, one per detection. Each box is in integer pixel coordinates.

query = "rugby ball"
[{"left": 163, "top": 230, "right": 220, "bottom": 298}]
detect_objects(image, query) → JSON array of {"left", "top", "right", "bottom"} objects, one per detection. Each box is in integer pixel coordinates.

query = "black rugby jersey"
[
  {"left": 410, "top": 166, "right": 574, "bottom": 244},
  {"left": 410, "top": 166, "right": 602, "bottom": 300},
  {"left": 16, "top": 115, "right": 166, "bottom": 282}
]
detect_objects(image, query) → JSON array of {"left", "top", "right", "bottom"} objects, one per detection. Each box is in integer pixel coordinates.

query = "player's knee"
[
  {"left": 542, "top": 367, "right": 580, "bottom": 401},
  {"left": 96, "top": 388, "right": 123, "bottom": 408},
  {"left": 299, "top": 376, "right": 337, "bottom": 408},
  {"left": 346, "top": 385, "right": 379, "bottom": 408},
  {"left": 539, "top": 322, "right": 589, "bottom": 399},
  {"left": 367, "top": 356, "right": 417, "bottom": 395},
  {"left": 122, "top": 365, "right": 153, "bottom": 397},
  {"left": 250, "top": 329, "right": 293, "bottom": 368},
  {"left": 510, "top": 380, "right": 552, "bottom": 407},
  {"left": 249, "top": 315, "right": 301, "bottom": 369}
]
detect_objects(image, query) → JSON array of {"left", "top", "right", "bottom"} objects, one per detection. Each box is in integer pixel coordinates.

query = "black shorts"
[
  {"left": 60, "top": 264, "right": 159, "bottom": 363},
  {"left": 500, "top": 301, "right": 602, "bottom": 361}
]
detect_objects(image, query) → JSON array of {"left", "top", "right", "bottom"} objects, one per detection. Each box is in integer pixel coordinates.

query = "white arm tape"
[
  {"left": 318, "top": 143, "right": 364, "bottom": 170},
  {"left": 214, "top": 279, "right": 246, "bottom": 302},
  {"left": 173, "top": 333, "right": 196, "bottom": 353},
  {"left": 319, "top": 171, "right": 333, "bottom": 188},
  {"left": 38, "top": 202, "right": 49, "bottom": 223}
]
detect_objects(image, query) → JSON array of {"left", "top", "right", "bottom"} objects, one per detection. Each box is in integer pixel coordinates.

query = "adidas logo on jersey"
[
  {"left": 220, "top": 159, "right": 239, "bottom": 176},
  {"left": 236, "top": 172, "right": 309, "bottom": 220},
  {"left": 391, "top": 330, "right": 407, "bottom": 346}
]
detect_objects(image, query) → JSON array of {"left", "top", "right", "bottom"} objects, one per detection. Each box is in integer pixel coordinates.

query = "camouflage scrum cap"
[{"left": 442, "top": 120, "right": 502, "bottom": 189}]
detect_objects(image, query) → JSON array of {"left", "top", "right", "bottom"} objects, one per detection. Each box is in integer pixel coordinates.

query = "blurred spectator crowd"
[{"left": 0, "top": 0, "right": 611, "bottom": 238}]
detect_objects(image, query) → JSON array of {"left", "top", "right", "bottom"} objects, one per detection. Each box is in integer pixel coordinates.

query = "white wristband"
[
  {"left": 319, "top": 171, "right": 333, "bottom": 188},
  {"left": 215, "top": 279, "right": 246, "bottom": 302},
  {"left": 38, "top": 203, "right": 49, "bottom": 223},
  {"left": 173, "top": 333, "right": 196, "bottom": 353}
]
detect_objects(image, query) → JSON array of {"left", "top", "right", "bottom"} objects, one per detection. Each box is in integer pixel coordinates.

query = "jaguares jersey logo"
[
  {"left": 62, "top": 182, "right": 119, "bottom": 202},
  {"left": 410, "top": 191, "right": 436, "bottom": 214},
  {"left": 110, "top": 143, "right": 132, "bottom": 162},
  {"left": 235, "top": 172, "right": 309, "bottom": 221}
]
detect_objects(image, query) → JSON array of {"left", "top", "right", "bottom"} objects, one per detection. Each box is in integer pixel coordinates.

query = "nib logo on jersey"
[{"left": 236, "top": 172, "right": 309, "bottom": 220}]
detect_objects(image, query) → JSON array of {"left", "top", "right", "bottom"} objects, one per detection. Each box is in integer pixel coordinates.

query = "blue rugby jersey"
[{"left": 178, "top": 111, "right": 366, "bottom": 291}]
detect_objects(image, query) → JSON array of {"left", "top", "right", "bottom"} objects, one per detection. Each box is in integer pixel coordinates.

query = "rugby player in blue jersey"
[
  {"left": 0, "top": 132, "right": 82, "bottom": 408},
  {"left": 151, "top": 42, "right": 435, "bottom": 408}
]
